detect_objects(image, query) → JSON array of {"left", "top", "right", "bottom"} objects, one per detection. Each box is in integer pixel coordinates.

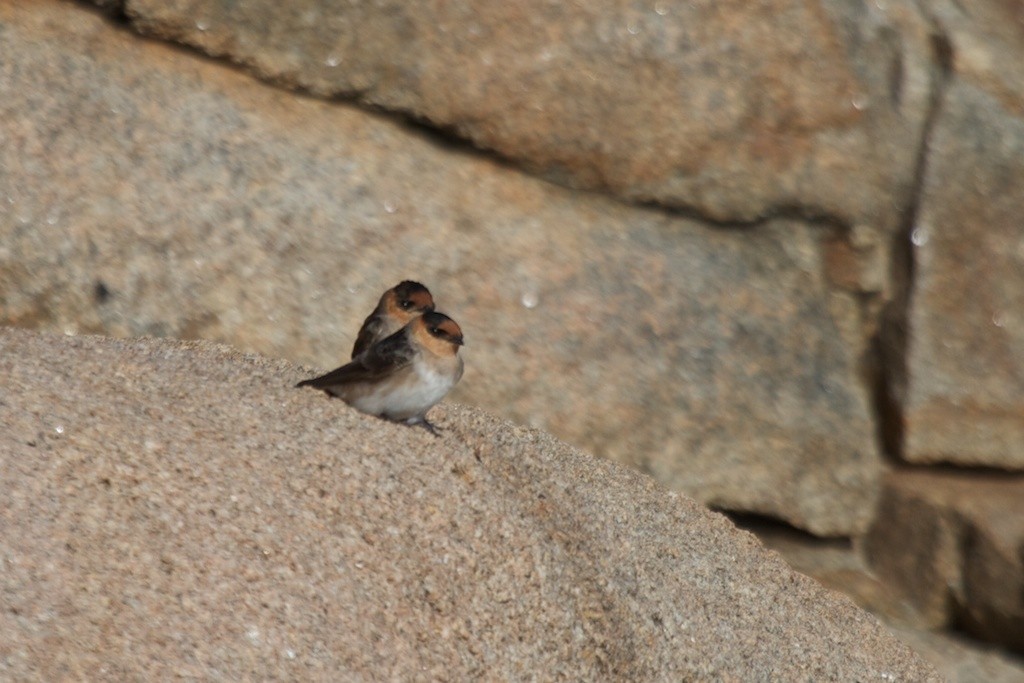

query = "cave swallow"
[
  {"left": 350, "top": 280, "right": 435, "bottom": 358},
  {"left": 298, "top": 311, "right": 464, "bottom": 435}
]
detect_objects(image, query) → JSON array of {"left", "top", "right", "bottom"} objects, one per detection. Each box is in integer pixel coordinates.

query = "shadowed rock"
[{"left": 865, "top": 469, "right": 1024, "bottom": 654}]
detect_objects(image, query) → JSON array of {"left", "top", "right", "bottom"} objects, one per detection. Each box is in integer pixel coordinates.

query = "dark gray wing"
[
  {"left": 351, "top": 311, "right": 385, "bottom": 358},
  {"left": 298, "top": 330, "right": 415, "bottom": 389}
]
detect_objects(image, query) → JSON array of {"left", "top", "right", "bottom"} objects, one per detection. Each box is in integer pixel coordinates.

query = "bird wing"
[
  {"left": 351, "top": 312, "right": 385, "bottom": 358},
  {"left": 299, "top": 330, "right": 416, "bottom": 388}
]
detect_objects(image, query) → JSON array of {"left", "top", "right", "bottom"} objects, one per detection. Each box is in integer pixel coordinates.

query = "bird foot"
[{"left": 407, "top": 417, "right": 443, "bottom": 437}]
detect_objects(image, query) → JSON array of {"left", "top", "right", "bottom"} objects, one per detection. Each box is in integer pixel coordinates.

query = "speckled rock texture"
[
  {"left": 873, "top": 1, "right": 1024, "bottom": 471},
  {"left": 899, "top": 81, "right": 1024, "bottom": 468},
  {"left": 113, "top": 0, "right": 934, "bottom": 236},
  {"left": 0, "top": 327, "right": 937, "bottom": 680},
  {"left": 892, "top": 627, "right": 1024, "bottom": 683},
  {"left": 749, "top": 517, "right": 1024, "bottom": 682},
  {"left": 0, "top": 0, "right": 881, "bottom": 535}
]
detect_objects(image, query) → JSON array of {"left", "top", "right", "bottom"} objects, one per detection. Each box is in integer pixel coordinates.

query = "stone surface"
[
  {"left": 864, "top": 469, "right": 1024, "bottom": 654},
  {"left": 738, "top": 518, "right": 1024, "bottom": 682},
  {"left": 892, "top": 627, "right": 1024, "bottom": 683},
  {"left": 894, "top": 0, "right": 1024, "bottom": 469},
  {"left": 0, "top": 328, "right": 938, "bottom": 680},
  {"left": 900, "top": 77, "right": 1024, "bottom": 468},
  {"left": 0, "top": 1, "right": 881, "bottom": 535},
  {"left": 733, "top": 515, "right": 924, "bottom": 628},
  {"left": 921, "top": 0, "right": 1024, "bottom": 117},
  {"left": 107, "top": 0, "right": 936, "bottom": 233}
]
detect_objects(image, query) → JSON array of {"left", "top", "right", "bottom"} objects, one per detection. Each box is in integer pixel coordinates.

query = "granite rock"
[
  {"left": 109, "top": 0, "right": 935, "bottom": 233},
  {"left": 0, "top": 327, "right": 938, "bottom": 680},
  {"left": 745, "top": 515, "right": 1024, "bottom": 681},
  {"left": 897, "top": 75, "right": 1024, "bottom": 467},
  {"left": 891, "top": 626, "right": 1024, "bottom": 683},
  {"left": 0, "top": 1, "right": 881, "bottom": 535},
  {"left": 864, "top": 469, "right": 1024, "bottom": 653}
]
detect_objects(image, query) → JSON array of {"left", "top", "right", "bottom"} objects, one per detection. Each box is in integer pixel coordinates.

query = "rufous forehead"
[
  {"left": 408, "top": 290, "right": 435, "bottom": 309},
  {"left": 436, "top": 319, "right": 462, "bottom": 338}
]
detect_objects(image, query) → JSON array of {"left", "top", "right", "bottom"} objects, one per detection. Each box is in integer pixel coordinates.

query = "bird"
[
  {"left": 297, "top": 311, "right": 464, "bottom": 435},
  {"left": 350, "top": 280, "right": 435, "bottom": 358}
]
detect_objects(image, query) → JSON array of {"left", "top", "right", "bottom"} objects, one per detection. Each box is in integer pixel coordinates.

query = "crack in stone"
[
  {"left": 75, "top": 0, "right": 129, "bottom": 22},
  {"left": 873, "top": 14, "right": 955, "bottom": 462},
  {"left": 76, "top": 0, "right": 879, "bottom": 238}
]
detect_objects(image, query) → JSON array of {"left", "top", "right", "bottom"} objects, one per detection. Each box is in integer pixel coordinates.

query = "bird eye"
[
  {"left": 400, "top": 300, "right": 414, "bottom": 310},
  {"left": 429, "top": 327, "right": 440, "bottom": 335}
]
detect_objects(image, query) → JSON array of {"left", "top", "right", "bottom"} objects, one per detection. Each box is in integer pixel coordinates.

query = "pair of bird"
[{"left": 297, "top": 281, "right": 464, "bottom": 435}]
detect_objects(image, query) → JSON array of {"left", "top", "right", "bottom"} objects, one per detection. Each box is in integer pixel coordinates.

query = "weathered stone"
[
  {"left": 864, "top": 470, "right": 1024, "bottom": 653},
  {"left": 741, "top": 515, "right": 1024, "bottom": 679},
  {"left": 108, "top": 0, "right": 934, "bottom": 234},
  {"left": 921, "top": 0, "right": 1024, "bottom": 116},
  {"left": 736, "top": 515, "right": 924, "bottom": 628},
  {"left": 0, "top": 1, "right": 881, "bottom": 535},
  {"left": 891, "top": 0, "right": 1024, "bottom": 469},
  {"left": 901, "top": 78, "right": 1024, "bottom": 468},
  {"left": 892, "top": 626, "right": 1024, "bottom": 683},
  {"left": 0, "top": 328, "right": 938, "bottom": 680},
  {"left": 863, "top": 475, "right": 963, "bottom": 629}
]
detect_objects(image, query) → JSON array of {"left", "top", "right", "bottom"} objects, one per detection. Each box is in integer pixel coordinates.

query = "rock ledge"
[{"left": 0, "top": 328, "right": 935, "bottom": 680}]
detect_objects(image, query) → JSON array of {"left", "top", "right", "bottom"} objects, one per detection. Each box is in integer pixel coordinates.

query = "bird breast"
[{"left": 345, "top": 357, "right": 460, "bottom": 421}]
